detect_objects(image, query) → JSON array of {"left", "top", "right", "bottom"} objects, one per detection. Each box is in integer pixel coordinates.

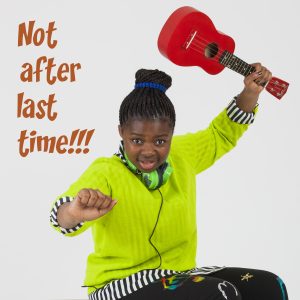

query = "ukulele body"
[
  {"left": 158, "top": 6, "right": 235, "bottom": 75},
  {"left": 158, "top": 6, "right": 289, "bottom": 99}
]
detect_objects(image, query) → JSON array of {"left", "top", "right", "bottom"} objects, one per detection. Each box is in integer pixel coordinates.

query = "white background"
[{"left": 1, "top": 0, "right": 299, "bottom": 299}]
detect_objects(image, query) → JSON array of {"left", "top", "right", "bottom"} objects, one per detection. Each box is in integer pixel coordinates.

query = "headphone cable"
[
  {"left": 83, "top": 189, "right": 164, "bottom": 289},
  {"left": 147, "top": 188, "right": 164, "bottom": 269}
]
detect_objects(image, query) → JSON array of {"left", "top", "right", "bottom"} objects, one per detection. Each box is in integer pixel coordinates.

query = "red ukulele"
[{"left": 158, "top": 6, "right": 289, "bottom": 100}]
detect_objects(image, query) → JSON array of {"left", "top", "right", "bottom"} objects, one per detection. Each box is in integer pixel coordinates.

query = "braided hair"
[{"left": 119, "top": 69, "right": 176, "bottom": 129}]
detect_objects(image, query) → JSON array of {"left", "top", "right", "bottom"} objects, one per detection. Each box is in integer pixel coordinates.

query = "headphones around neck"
[{"left": 124, "top": 153, "right": 173, "bottom": 190}]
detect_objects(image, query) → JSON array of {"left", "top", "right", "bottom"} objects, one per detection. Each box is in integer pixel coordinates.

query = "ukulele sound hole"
[{"left": 205, "top": 43, "right": 218, "bottom": 58}]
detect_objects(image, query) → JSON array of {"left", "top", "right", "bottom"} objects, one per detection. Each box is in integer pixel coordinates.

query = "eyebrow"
[{"left": 130, "top": 133, "right": 170, "bottom": 138}]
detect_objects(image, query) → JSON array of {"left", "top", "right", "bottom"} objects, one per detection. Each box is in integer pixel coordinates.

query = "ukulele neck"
[{"left": 219, "top": 50, "right": 255, "bottom": 76}]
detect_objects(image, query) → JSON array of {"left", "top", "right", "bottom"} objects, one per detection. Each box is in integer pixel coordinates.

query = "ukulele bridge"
[
  {"left": 183, "top": 30, "right": 219, "bottom": 59},
  {"left": 183, "top": 30, "right": 198, "bottom": 49}
]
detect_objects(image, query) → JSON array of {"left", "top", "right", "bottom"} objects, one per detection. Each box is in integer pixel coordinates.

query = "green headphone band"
[{"left": 124, "top": 153, "right": 173, "bottom": 190}]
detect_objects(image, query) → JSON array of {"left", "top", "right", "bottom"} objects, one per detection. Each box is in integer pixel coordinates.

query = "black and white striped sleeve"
[
  {"left": 88, "top": 267, "right": 227, "bottom": 300},
  {"left": 50, "top": 196, "right": 83, "bottom": 235},
  {"left": 226, "top": 97, "right": 258, "bottom": 124}
]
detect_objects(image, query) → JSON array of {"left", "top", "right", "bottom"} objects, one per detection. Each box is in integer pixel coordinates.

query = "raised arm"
[
  {"left": 171, "top": 63, "right": 272, "bottom": 174},
  {"left": 236, "top": 63, "right": 272, "bottom": 112}
]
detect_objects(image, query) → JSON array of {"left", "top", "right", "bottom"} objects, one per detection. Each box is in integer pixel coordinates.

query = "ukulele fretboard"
[{"left": 219, "top": 51, "right": 255, "bottom": 76}]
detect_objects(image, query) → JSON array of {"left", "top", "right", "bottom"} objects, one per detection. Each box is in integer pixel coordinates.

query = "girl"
[{"left": 50, "top": 67, "right": 288, "bottom": 300}]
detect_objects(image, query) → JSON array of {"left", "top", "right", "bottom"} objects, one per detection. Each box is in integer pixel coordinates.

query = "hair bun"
[{"left": 135, "top": 69, "right": 172, "bottom": 91}]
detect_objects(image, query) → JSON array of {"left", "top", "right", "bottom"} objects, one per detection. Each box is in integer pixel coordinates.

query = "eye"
[
  {"left": 132, "top": 138, "right": 143, "bottom": 145},
  {"left": 155, "top": 139, "right": 166, "bottom": 146}
]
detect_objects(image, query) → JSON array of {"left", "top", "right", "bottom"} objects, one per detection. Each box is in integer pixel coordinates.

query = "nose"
[{"left": 140, "top": 143, "right": 155, "bottom": 157}]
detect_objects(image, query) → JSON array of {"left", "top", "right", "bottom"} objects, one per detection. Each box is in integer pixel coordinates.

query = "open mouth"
[{"left": 138, "top": 160, "right": 157, "bottom": 172}]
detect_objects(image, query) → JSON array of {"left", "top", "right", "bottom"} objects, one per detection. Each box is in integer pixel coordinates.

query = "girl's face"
[{"left": 118, "top": 118, "right": 174, "bottom": 173}]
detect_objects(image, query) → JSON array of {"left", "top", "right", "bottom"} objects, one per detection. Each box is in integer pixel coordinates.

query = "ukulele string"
[
  {"left": 190, "top": 42, "right": 270, "bottom": 83},
  {"left": 190, "top": 39, "right": 276, "bottom": 84},
  {"left": 192, "top": 36, "right": 228, "bottom": 61},
  {"left": 191, "top": 36, "right": 287, "bottom": 89},
  {"left": 192, "top": 36, "right": 258, "bottom": 75},
  {"left": 189, "top": 42, "right": 283, "bottom": 93},
  {"left": 189, "top": 36, "right": 281, "bottom": 88},
  {"left": 193, "top": 35, "right": 254, "bottom": 69}
]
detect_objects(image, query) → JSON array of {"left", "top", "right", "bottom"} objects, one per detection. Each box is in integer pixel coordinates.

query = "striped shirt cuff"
[
  {"left": 50, "top": 196, "right": 84, "bottom": 234},
  {"left": 226, "top": 97, "right": 258, "bottom": 124},
  {"left": 88, "top": 266, "right": 226, "bottom": 300}
]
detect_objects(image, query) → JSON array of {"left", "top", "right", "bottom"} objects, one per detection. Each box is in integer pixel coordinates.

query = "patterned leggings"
[{"left": 122, "top": 267, "right": 288, "bottom": 300}]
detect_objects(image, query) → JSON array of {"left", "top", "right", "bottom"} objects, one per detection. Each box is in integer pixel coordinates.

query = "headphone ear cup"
[
  {"left": 143, "top": 162, "right": 173, "bottom": 189},
  {"left": 162, "top": 163, "right": 173, "bottom": 185},
  {"left": 156, "top": 167, "right": 164, "bottom": 189},
  {"left": 123, "top": 152, "right": 173, "bottom": 190},
  {"left": 143, "top": 171, "right": 160, "bottom": 190}
]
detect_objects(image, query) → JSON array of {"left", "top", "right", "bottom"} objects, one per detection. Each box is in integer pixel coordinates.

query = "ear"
[{"left": 118, "top": 125, "right": 123, "bottom": 139}]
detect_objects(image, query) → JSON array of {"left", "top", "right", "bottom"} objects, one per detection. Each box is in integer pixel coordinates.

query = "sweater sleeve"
[
  {"left": 171, "top": 98, "right": 258, "bottom": 174},
  {"left": 50, "top": 160, "right": 111, "bottom": 237}
]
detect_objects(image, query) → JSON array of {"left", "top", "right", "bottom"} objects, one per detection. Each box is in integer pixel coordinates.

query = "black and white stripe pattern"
[
  {"left": 50, "top": 196, "right": 83, "bottom": 234},
  {"left": 188, "top": 266, "right": 226, "bottom": 275},
  {"left": 114, "top": 142, "right": 142, "bottom": 175},
  {"left": 114, "top": 143, "right": 128, "bottom": 167},
  {"left": 89, "top": 266, "right": 226, "bottom": 300},
  {"left": 226, "top": 97, "right": 258, "bottom": 124}
]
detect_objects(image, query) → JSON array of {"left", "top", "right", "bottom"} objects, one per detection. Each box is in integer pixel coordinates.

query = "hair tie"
[{"left": 135, "top": 82, "right": 167, "bottom": 93}]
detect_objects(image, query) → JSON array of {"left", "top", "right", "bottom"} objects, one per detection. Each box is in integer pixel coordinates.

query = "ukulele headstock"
[{"left": 266, "top": 77, "right": 289, "bottom": 100}]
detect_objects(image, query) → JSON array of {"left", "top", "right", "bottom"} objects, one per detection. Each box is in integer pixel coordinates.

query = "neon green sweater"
[{"left": 51, "top": 109, "right": 250, "bottom": 293}]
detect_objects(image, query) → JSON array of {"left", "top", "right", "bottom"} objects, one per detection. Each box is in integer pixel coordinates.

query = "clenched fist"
[
  {"left": 69, "top": 189, "right": 117, "bottom": 222},
  {"left": 236, "top": 62, "right": 272, "bottom": 113},
  {"left": 57, "top": 189, "right": 117, "bottom": 229}
]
